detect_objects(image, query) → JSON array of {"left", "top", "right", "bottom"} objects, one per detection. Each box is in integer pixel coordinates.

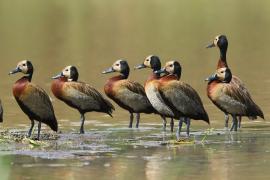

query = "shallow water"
[
  {"left": 1, "top": 122, "right": 270, "bottom": 180},
  {"left": 0, "top": 0, "right": 270, "bottom": 179}
]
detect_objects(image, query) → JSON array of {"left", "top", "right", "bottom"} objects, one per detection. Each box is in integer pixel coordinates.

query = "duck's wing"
[
  {"left": 159, "top": 81, "right": 209, "bottom": 121},
  {"left": 125, "top": 81, "right": 146, "bottom": 96},
  {"left": 64, "top": 82, "right": 114, "bottom": 114},
  {"left": 223, "top": 83, "right": 264, "bottom": 118},
  {"left": 112, "top": 80, "right": 154, "bottom": 113}
]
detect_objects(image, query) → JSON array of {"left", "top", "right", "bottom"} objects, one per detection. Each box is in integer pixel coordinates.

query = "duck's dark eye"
[
  {"left": 169, "top": 64, "right": 173, "bottom": 67},
  {"left": 116, "top": 64, "right": 119, "bottom": 66},
  {"left": 65, "top": 69, "right": 69, "bottom": 71},
  {"left": 221, "top": 71, "right": 224, "bottom": 73},
  {"left": 146, "top": 59, "right": 149, "bottom": 61},
  {"left": 23, "top": 64, "right": 26, "bottom": 66}
]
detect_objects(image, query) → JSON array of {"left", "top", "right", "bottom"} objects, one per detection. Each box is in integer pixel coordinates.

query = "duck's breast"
[
  {"left": 13, "top": 78, "right": 29, "bottom": 99},
  {"left": 52, "top": 79, "right": 68, "bottom": 100},
  {"left": 145, "top": 80, "right": 174, "bottom": 117}
]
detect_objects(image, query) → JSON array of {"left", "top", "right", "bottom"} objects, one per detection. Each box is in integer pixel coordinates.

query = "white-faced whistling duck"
[
  {"left": 206, "top": 67, "right": 264, "bottom": 131},
  {"left": 134, "top": 55, "right": 174, "bottom": 132},
  {"left": 51, "top": 65, "right": 114, "bottom": 134},
  {"left": 207, "top": 35, "right": 248, "bottom": 129},
  {"left": 155, "top": 61, "right": 209, "bottom": 137},
  {"left": 207, "top": 35, "right": 264, "bottom": 128},
  {"left": 102, "top": 60, "right": 158, "bottom": 128},
  {"left": 9, "top": 60, "right": 58, "bottom": 140}
]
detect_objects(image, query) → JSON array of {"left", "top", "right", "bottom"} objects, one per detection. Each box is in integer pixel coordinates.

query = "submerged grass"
[
  {"left": 0, "top": 129, "right": 57, "bottom": 149},
  {"left": 201, "top": 128, "right": 215, "bottom": 144},
  {"left": 168, "top": 128, "right": 215, "bottom": 146}
]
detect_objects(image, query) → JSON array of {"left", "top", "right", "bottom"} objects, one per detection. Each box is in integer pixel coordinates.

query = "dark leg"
[
  {"left": 186, "top": 117, "right": 191, "bottom": 136},
  {"left": 234, "top": 116, "right": 238, "bottom": 131},
  {"left": 170, "top": 118, "right": 174, "bottom": 132},
  {"left": 177, "top": 117, "right": 184, "bottom": 137},
  {"left": 230, "top": 118, "right": 235, "bottom": 131},
  {"left": 37, "top": 121, "right": 41, "bottom": 140},
  {"left": 162, "top": 116, "right": 167, "bottom": 131},
  {"left": 80, "top": 113, "right": 85, "bottom": 134},
  {"left": 135, "top": 113, "right": 140, "bottom": 128},
  {"left": 230, "top": 115, "right": 238, "bottom": 131},
  {"left": 225, "top": 113, "right": 229, "bottom": 128},
  {"left": 129, "top": 113, "right": 134, "bottom": 128},
  {"left": 28, "top": 119, "right": 35, "bottom": 138},
  {"left": 238, "top": 116, "right": 242, "bottom": 129}
]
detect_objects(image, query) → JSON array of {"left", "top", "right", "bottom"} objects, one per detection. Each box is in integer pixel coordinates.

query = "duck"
[
  {"left": 0, "top": 100, "right": 3, "bottom": 122},
  {"left": 207, "top": 35, "right": 248, "bottom": 128},
  {"left": 206, "top": 67, "right": 264, "bottom": 131},
  {"left": 102, "top": 60, "right": 158, "bottom": 128},
  {"left": 9, "top": 60, "right": 58, "bottom": 140},
  {"left": 51, "top": 65, "right": 114, "bottom": 134},
  {"left": 155, "top": 61, "right": 209, "bottom": 136},
  {"left": 134, "top": 55, "right": 174, "bottom": 131}
]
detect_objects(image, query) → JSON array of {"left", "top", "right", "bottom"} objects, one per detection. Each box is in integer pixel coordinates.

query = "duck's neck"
[
  {"left": 153, "top": 65, "right": 161, "bottom": 77},
  {"left": 144, "top": 65, "right": 162, "bottom": 83},
  {"left": 174, "top": 70, "right": 181, "bottom": 80},
  {"left": 146, "top": 72, "right": 158, "bottom": 82},
  {"left": 24, "top": 73, "right": 33, "bottom": 82},
  {"left": 175, "top": 74, "right": 180, "bottom": 80},
  {"left": 217, "top": 47, "right": 228, "bottom": 68},
  {"left": 160, "top": 74, "right": 178, "bottom": 82},
  {"left": 109, "top": 75, "right": 126, "bottom": 81},
  {"left": 121, "top": 70, "right": 129, "bottom": 79}
]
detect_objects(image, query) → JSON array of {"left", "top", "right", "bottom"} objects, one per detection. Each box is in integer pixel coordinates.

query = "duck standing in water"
[
  {"left": 9, "top": 60, "right": 58, "bottom": 140},
  {"left": 155, "top": 61, "right": 209, "bottom": 136},
  {"left": 206, "top": 67, "right": 264, "bottom": 131},
  {"left": 51, "top": 65, "right": 114, "bottom": 134},
  {"left": 102, "top": 60, "right": 157, "bottom": 128},
  {"left": 207, "top": 35, "right": 251, "bottom": 128},
  {"left": 135, "top": 55, "right": 174, "bottom": 131}
]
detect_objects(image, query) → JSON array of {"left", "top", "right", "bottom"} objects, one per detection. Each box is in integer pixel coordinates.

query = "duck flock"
[{"left": 0, "top": 35, "right": 264, "bottom": 140}]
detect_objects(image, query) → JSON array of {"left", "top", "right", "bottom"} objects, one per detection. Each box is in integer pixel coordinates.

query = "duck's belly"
[{"left": 145, "top": 84, "right": 174, "bottom": 117}]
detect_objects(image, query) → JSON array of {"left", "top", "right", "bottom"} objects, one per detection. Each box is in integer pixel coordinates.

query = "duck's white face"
[
  {"left": 112, "top": 60, "right": 122, "bottom": 72},
  {"left": 143, "top": 55, "right": 153, "bottom": 68},
  {"left": 213, "top": 35, "right": 220, "bottom": 46},
  {"left": 62, "top": 65, "right": 72, "bottom": 79},
  {"left": 164, "top": 61, "right": 175, "bottom": 74},
  {"left": 215, "top": 67, "right": 227, "bottom": 81},
  {"left": 17, "top": 60, "right": 29, "bottom": 74}
]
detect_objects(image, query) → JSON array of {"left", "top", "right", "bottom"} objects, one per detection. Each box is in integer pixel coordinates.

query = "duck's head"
[
  {"left": 206, "top": 35, "right": 228, "bottom": 50},
  {"left": 154, "top": 60, "right": 182, "bottom": 79},
  {"left": 134, "top": 55, "right": 161, "bottom": 71},
  {"left": 102, "top": 60, "right": 130, "bottom": 78},
  {"left": 52, "top": 65, "right": 79, "bottom": 81},
  {"left": 205, "top": 67, "right": 232, "bottom": 84},
  {"left": 9, "top": 60, "right": 34, "bottom": 76}
]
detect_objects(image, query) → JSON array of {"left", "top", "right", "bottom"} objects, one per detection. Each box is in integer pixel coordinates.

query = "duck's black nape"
[{"left": 150, "top": 56, "right": 161, "bottom": 71}]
